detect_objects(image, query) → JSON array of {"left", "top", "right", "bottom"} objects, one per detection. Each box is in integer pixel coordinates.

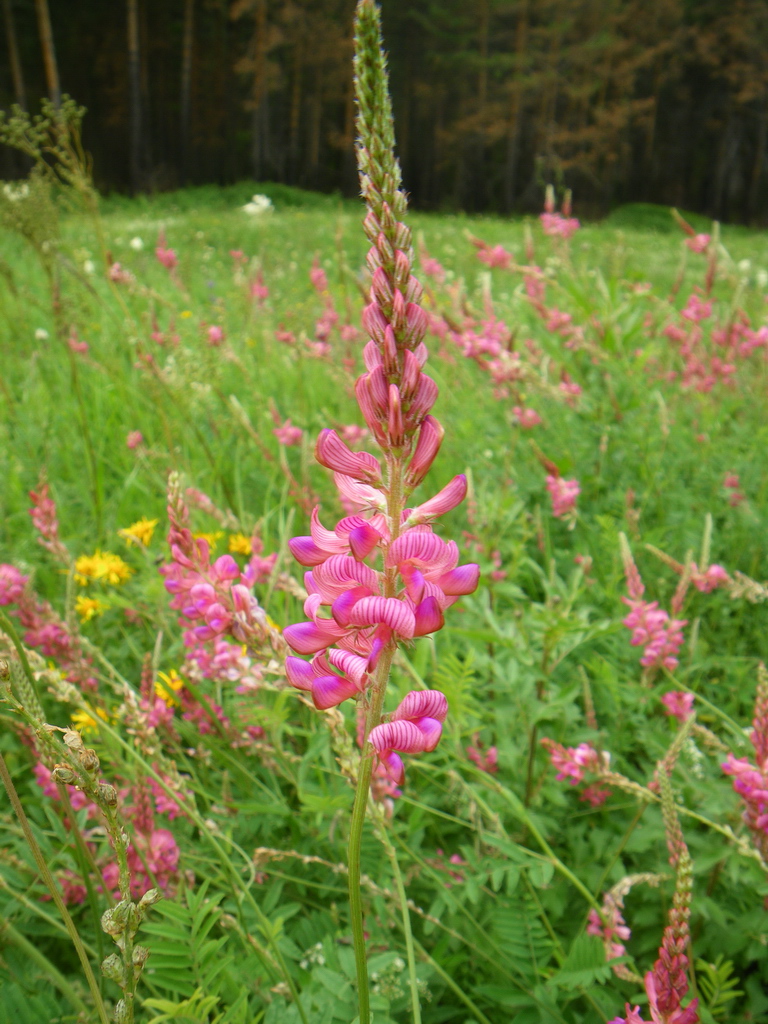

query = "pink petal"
[
  {"left": 348, "top": 523, "right": 382, "bottom": 560},
  {"left": 331, "top": 585, "right": 371, "bottom": 626},
  {"left": 325, "top": 648, "right": 369, "bottom": 685},
  {"left": 283, "top": 619, "right": 346, "bottom": 655},
  {"left": 311, "top": 674, "right": 361, "bottom": 710},
  {"left": 413, "top": 716, "right": 443, "bottom": 751},
  {"left": 369, "top": 719, "right": 425, "bottom": 754},
  {"left": 438, "top": 564, "right": 480, "bottom": 596},
  {"left": 312, "top": 555, "right": 380, "bottom": 600},
  {"left": 413, "top": 595, "right": 445, "bottom": 636},
  {"left": 310, "top": 507, "right": 348, "bottom": 553},
  {"left": 289, "top": 536, "right": 328, "bottom": 567},
  {"left": 379, "top": 750, "right": 405, "bottom": 785},
  {"left": 348, "top": 596, "right": 416, "bottom": 638},
  {"left": 285, "top": 656, "right": 315, "bottom": 691},
  {"left": 333, "top": 473, "right": 387, "bottom": 512},
  {"left": 386, "top": 530, "right": 446, "bottom": 569},
  {"left": 406, "top": 475, "right": 468, "bottom": 525},
  {"left": 400, "top": 564, "right": 426, "bottom": 603},
  {"left": 393, "top": 689, "right": 449, "bottom": 724},
  {"left": 315, "top": 430, "right": 381, "bottom": 483}
]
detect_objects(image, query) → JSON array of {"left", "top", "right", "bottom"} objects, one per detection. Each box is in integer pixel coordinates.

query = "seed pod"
[
  {"left": 98, "top": 782, "right": 118, "bottom": 807},
  {"left": 79, "top": 747, "right": 100, "bottom": 772},
  {"left": 114, "top": 997, "right": 130, "bottom": 1024},
  {"left": 51, "top": 765, "right": 78, "bottom": 785},
  {"left": 100, "top": 953, "right": 125, "bottom": 984}
]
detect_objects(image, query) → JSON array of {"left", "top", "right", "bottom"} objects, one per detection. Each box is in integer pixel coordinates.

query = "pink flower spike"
[
  {"left": 274, "top": 419, "right": 303, "bottom": 446},
  {"left": 207, "top": 325, "right": 224, "bottom": 346},
  {"left": 661, "top": 691, "right": 694, "bottom": 723},
  {"left": 685, "top": 233, "right": 711, "bottom": 254},
  {"left": 126, "top": 430, "right": 144, "bottom": 449}
]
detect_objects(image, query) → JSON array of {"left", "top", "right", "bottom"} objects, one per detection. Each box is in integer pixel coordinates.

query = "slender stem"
[
  {"left": 347, "top": 643, "right": 395, "bottom": 1024},
  {"left": 0, "top": 918, "right": 91, "bottom": 1017},
  {"left": 348, "top": 452, "right": 405, "bottom": 1022},
  {"left": 378, "top": 824, "right": 421, "bottom": 1023},
  {"left": 0, "top": 609, "right": 45, "bottom": 716},
  {"left": 0, "top": 754, "right": 111, "bottom": 1024}
]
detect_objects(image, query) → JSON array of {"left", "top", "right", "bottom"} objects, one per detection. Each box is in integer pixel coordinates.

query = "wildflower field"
[{"left": 3, "top": 10, "right": 768, "bottom": 1024}]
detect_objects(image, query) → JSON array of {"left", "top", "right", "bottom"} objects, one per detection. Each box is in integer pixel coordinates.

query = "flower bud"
[
  {"left": 376, "top": 231, "right": 394, "bottom": 266},
  {"left": 51, "top": 765, "right": 78, "bottom": 785},
  {"left": 391, "top": 288, "right": 406, "bottom": 331},
  {"left": 362, "top": 302, "right": 387, "bottom": 346},
  {"left": 79, "top": 748, "right": 100, "bottom": 773},
  {"left": 394, "top": 222, "right": 411, "bottom": 250},
  {"left": 371, "top": 266, "right": 393, "bottom": 309},
  {"left": 403, "top": 303, "right": 428, "bottom": 348},
  {"left": 363, "top": 209, "right": 381, "bottom": 242},
  {"left": 383, "top": 326, "right": 398, "bottom": 374},
  {"left": 388, "top": 385, "right": 404, "bottom": 447},
  {"left": 101, "top": 953, "right": 125, "bottom": 984},
  {"left": 114, "top": 998, "right": 130, "bottom": 1024},
  {"left": 98, "top": 782, "right": 118, "bottom": 807},
  {"left": 405, "top": 416, "right": 444, "bottom": 489},
  {"left": 393, "top": 249, "right": 410, "bottom": 291},
  {"left": 139, "top": 887, "right": 163, "bottom": 909}
]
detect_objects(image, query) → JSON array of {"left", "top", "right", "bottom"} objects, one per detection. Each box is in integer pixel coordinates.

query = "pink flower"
[
  {"left": 580, "top": 783, "right": 610, "bottom": 807},
  {"left": 681, "top": 294, "right": 712, "bottom": 323},
  {"left": 0, "top": 564, "right": 27, "bottom": 605},
  {"left": 109, "top": 261, "right": 133, "bottom": 284},
  {"left": 339, "top": 424, "right": 369, "bottom": 446},
  {"left": 622, "top": 599, "right": 686, "bottom": 671},
  {"left": 540, "top": 212, "right": 580, "bottom": 239},
  {"left": 685, "top": 234, "right": 710, "bottom": 254},
  {"left": 155, "top": 232, "right": 178, "bottom": 270},
  {"left": 466, "top": 736, "right": 498, "bottom": 773},
  {"left": 369, "top": 690, "right": 449, "bottom": 784},
  {"left": 661, "top": 692, "right": 694, "bottom": 723},
  {"left": 126, "top": 430, "right": 144, "bottom": 449},
  {"left": 207, "top": 325, "right": 225, "bottom": 346},
  {"left": 512, "top": 406, "right": 542, "bottom": 429},
  {"left": 609, "top": 1007, "right": 649, "bottom": 1024},
  {"left": 68, "top": 331, "right": 88, "bottom": 354},
  {"left": 273, "top": 419, "right": 303, "bottom": 446},
  {"left": 724, "top": 472, "right": 740, "bottom": 489},
  {"left": 690, "top": 562, "right": 729, "bottom": 593},
  {"left": 250, "top": 271, "right": 268, "bottom": 303},
  {"left": 310, "top": 260, "right": 329, "bottom": 294},
  {"left": 546, "top": 475, "right": 580, "bottom": 518},
  {"left": 541, "top": 737, "right": 600, "bottom": 784}
]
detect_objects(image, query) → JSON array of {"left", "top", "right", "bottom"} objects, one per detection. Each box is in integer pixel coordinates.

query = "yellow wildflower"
[
  {"left": 194, "top": 531, "right": 223, "bottom": 551},
  {"left": 71, "top": 707, "right": 109, "bottom": 735},
  {"left": 180, "top": 309, "right": 193, "bottom": 319},
  {"left": 228, "top": 532, "right": 252, "bottom": 556},
  {"left": 75, "top": 596, "right": 107, "bottom": 622},
  {"left": 155, "top": 669, "right": 185, "bottom": 706},
  {"left": 118, "top": 516, "right": 159, "bottom": 547},
  {"left": 75, "top": 550, "right": 134, "bottom": 586}
]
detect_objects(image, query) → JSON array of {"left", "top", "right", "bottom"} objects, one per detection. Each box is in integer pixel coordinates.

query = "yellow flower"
[
  {"left": 266, "top": 615, "right": 281, "bottom": 633},
  {"left": 75, "top": 596, "right": 107, "bottom": 622},
  {"left": 118, "top": 517, "right": 159, "bottom": 547},
  {"left": 180, "top": 309, "right": 193, "bottom": 319},
  {"left": 75, "top": 550, "right": 134, "bottom": 586},
  {"left": 71, "top": 707, "right": 109, "bottom": 735},
  {"left": 228, "top": 532, "right": 252, "bottom": 556},
  {"left": 154, "top": 669, "right": 185, "bottom": 706},
  {"left": 194, "top": 531, "right": 223, "bottom": 551}
]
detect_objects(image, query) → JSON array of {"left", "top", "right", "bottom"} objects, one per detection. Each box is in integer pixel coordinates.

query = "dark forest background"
[{"left": 2, "top": 0, "right": 768, "bottom": 222}]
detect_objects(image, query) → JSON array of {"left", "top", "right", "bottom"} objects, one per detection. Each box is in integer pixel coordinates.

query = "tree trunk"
[
  {"left": 3, "top": 0, "right": 26, "bottom": 108},
  {"left": 504, "top": 0, "right": 529, "bottom": 211},
  {"left": 127, "top": 0, "right": 142, "bottom": 192},
  {"left": 289, "top": 36, "right": 303, "bottom": 183},
  {"left": 34, "top": 0, "right": 60, "bottom": 107},
  {"left": 180, "top": 0, "right": 195, "bottom": 183}
]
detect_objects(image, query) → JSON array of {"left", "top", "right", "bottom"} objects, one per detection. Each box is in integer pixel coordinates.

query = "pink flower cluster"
[
  {"left": 0, "top": 563, "right": 27, "bottom": 605},
  {"left": 469, "top": 235, "right": 513, "bottom": 270},
  {"left": 546, "top": 474, "right": 580, "bottom": 519},
  {"left": 587, "top": 900, "right": 631, "bottom": 962},
  {"left": 540, "top": 186, "right": 580, "bottom": 239},
  {"left": 724, "top": 472, "right": 745, "bottom": 507},
  {"left": 155, "top": 232, "right": 178, "bottom": 270},
  {"left": 367, "top": 690, "right": 448, "bottom": 784},
  {"left": 622, "top": 599, "right": 686, "bottom": 671},
  {"left": 722, "top": 672, "right": 768, "bottom": 858},
  {"left": 541, "top": 737, "right": 600, "bottom": 784},
  {"left": 29, "top": 479, "right": 70, "bottom": 564},
  {"left": 661, "top": 692, "right": 694, "bottom": 723},
  {"left": 466, "top": 734, "right": 498, "bottom": 773},
  {"left": 684, "top": 233, "right": 710, "bottom": 254}
]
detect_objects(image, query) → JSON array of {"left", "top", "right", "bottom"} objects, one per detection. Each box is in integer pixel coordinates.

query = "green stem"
[
  {"left": 347, "top": 643, "right": 395, "bottom": 1024},
  {"left": 0, "top": 754, "right": 111, "bottom": 1024},
  {"left": 377, "top": 825, "right": 421, "bottom": 1024},
  {"left": 413, "top": 940, "right": 493, "bottom": 1024},
  {"left": 0, "top": 609, "right": 45, "bottom": 717},
  {"left": 0, "top": 918, "right": 91, "bottom": 1017}
]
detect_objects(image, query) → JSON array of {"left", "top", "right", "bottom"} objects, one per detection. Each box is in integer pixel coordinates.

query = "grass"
[{"left": 2, "top": 181, "right": 768, "bottom": 1023}]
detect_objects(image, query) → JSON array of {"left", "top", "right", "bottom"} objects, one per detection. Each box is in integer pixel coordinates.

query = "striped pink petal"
[
  {"left": 438, "top": 564, "right": 480, "bottom": 596},
  {"left": 331, "top": 585, "right": 371, "bottom": 626},
  {"left": 333, "top": 473, "right": 388, "bottom": 512},
  {"left": 369, "top": 719, "right": 426, "bottom": 754},
  {"left": 310, "top": 507, "right": 348, "bottom": 553},
  {"left": 283, "top": 619, "right": 346, "bottom": 655},
  {"left": 315, "top": 430, "right": 382, "bottom": 484},
  {"left": 392, "top": 690, "right": 449, "bottom": 725},
  {"left": 413, "top": 596, "right": 445, "bottom": 637},
  {"left": 386, "top": 530, "right": 446, "bottom": 569},
  {"left": 303, "top": 592, "right": 324, "bottom": 620},
  {"left": 285, "top": 656, "right": 315, "bottom": 691},
  {"left": 348, "top": 596, "right": 416, "bottom": 638},
  {"left": 413, "top": 716, "right": 443, "bottom": 751},
  {"left": 311, "top": 674, "right": 361, "bottom": 710},
  {"left": 312, "top": 555, "right": 380, "bottom": 600},
  {"left": 325, "top": 648, "right": 369, "bottom": 685},
  {"left": 406, "top": 475, "right": 468, "bottom": 526}
]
